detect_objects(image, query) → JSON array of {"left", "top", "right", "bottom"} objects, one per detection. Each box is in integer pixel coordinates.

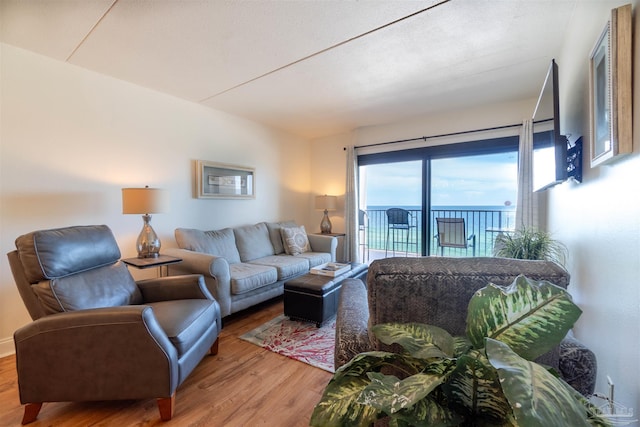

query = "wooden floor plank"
[{"left": 0, "top": 298, "right": 332, "bottom": 427}]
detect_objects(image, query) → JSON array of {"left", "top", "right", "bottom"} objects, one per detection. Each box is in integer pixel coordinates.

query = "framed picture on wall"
[
  {"left": 196, "top": 160, "right": 255, "bottom": 199},
  {"left": 589, "top": 4, "right": 632, "bottom": 167}
]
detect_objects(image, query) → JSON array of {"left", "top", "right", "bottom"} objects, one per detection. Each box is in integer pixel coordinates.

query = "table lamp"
[
  {"left": 122, "top": 186, "right": 169, "bottom": 258},
  {"left": 315, "top": 195, "right": 337, "bottom": 234}
]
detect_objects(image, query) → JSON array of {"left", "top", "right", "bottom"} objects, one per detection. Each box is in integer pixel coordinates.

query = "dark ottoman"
[{"left": 284, "top": 263, "right": 367, "bottom": 327}]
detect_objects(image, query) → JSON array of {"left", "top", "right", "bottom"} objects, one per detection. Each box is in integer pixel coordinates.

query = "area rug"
[{"left": 240, "top": 314, "right": 336, "bottom": 373}]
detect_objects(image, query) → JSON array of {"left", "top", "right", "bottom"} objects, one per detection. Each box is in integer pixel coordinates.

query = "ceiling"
[{"left": 0, "top": 0, "right": 579, "bottom": 139}]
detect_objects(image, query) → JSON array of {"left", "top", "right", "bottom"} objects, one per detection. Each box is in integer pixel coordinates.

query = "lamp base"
[
  {"left": 137, "top": 214, "right": 161, "bottom": 258},
  {"left": 320, "top": 209, "right": 332, "bottom": 234},
  {"left": 138, "top": 253, "right": 159, "bottom": 259}
]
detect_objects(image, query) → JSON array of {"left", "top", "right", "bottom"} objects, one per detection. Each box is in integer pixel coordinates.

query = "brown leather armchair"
[{"left": 7, "top": 225, "right": 221, "bottom": 424}]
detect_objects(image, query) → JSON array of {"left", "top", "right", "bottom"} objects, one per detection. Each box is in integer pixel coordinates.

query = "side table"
[{"left": 122, "top": 255, "right": 182, "bottom": 277}]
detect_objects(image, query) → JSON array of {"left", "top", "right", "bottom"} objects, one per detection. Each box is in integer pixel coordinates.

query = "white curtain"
[
  {"left": 344, "top": 145, "right": 359, "bottom": 262},
  {"left": 515, "top": 119, "right": 539, "bottom": 230}
]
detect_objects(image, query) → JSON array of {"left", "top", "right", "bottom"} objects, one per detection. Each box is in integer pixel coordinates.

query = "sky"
[{"left": 362, "top": 151, "right": 518, "bottom": 207}]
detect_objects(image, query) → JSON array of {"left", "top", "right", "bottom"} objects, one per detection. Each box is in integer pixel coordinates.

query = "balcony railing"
[{"left": 359, "top": 207, "right": 516, "bottom": 260}]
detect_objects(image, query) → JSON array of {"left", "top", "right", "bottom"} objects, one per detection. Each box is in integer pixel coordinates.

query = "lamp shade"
[
  {"left": 122, "top": 187, "right": 169, "bottom": 214},
  {"left": 315, "top": 195, "right": 337, "bottom": 211}
]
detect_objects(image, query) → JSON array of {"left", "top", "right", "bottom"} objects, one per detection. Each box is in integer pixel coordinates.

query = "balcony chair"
[
  {"left": 385, "top": 208, "right": 416, "bottom": 256},
  {"left": 7, "top": 225, "right": 221, "bottom": 424},
  {"left": 435, "top": 217, "right": 476, "bottom": 256}
]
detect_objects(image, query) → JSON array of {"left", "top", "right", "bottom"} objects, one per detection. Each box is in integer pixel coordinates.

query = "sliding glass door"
[
  {"left": 430, "top": 152, "right": 517, "bottom": 257},
  {"left": 358, "top": 136, "right": 518, "bottom": 260},
  {"left": 360, "top": 161, "right": 422, "bottom": 258}
]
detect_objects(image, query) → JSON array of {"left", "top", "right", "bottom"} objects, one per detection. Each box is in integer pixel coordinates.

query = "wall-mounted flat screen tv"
[{"left": 532, "top": 59, "right": 568, "bottom": 192}]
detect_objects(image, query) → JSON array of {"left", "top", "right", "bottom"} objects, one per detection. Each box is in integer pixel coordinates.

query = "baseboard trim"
[{"left": 0, "top": 336, "right": 15, "bottom": 358}]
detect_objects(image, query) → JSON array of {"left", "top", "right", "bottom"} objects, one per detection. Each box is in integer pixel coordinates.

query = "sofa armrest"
[
  {"left": 163, "top": 247, "right": 233, "bottom": 316},
  {"left": 14, "top": 306, "right": 179, "bottom": 403},
  {"left": 560, "top": 333, "right": 597, "bottom": 396},
  {"left": 308, "top": 234, "right": 337, "bottom": 261},
  {"left": 334, "top": 278, "right": 372, "bottom": 369},
  {"left": 137, "top": 274, "right": 214, "bottom": 302}
]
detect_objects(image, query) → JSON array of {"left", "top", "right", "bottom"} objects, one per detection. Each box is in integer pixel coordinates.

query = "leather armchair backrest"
[
  {"left": 32, "top": 262, "right": 142, "bottom": 315},
  {"left": 11, "top": 225, "right": 142, "bottom": 316},
  {"left": 15, "top": 225, "right": 122, "bottom": 283}
]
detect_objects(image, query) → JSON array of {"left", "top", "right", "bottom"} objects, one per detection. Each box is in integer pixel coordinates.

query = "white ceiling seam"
[
  {"left": 65, "top": 0, "right": 120, "bottom": 62},
  {"left": 199, "top": 0, "right": 452, "bottom": 103}
]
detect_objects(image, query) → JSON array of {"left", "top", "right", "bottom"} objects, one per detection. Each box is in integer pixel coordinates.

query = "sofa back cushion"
[
  {"left": 266, "top": 220, "right": 298, "bottom": 254},
  {"left": 233, "top": 222, "right": 275, "bottom": 262},
  {"left": 175, "top": 227, "right": 241, "bottom": 264}
]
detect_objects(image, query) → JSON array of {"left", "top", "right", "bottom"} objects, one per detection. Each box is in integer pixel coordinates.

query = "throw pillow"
[
  {"left": 280, "top": 225, "right": 311, "bottom": 256},
  {"left": 266, "top": 220, "right": 297, "bottom": 254}
]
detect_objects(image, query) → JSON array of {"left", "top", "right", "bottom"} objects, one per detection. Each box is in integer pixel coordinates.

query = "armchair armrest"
[
  {"left": 334, "top": 278, "right": 372, "bottom": 369},
  {"left": 14, "top": 306, "right": 179, "bottom": 403},
  {"left": 137, "top": 274, "right": 214, "bottom": 302},
  {"left": 307, "top": 234, "right": 337, "bottom": 261},
  {"left": 560, "top": 332, "right": 597, "bottom": 396}
]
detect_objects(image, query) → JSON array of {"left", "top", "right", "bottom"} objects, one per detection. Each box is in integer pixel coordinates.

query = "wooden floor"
[{"left": 0, "top": 298, "right": 332, "bottom": 427}]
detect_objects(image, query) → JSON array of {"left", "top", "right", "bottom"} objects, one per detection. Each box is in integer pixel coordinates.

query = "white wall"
[
  {"left": 0, "top": 44, "right": 312, "bottom": 356},
  {"left": 310, "top": 132, "right": 355, "bottom": 234},
  {"left": 551, "top": 0, "right": 640, "bottom": 418}
]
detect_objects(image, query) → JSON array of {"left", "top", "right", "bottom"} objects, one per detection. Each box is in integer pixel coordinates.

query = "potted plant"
[
  {"left": 310, "top": 276, "right": 610, "bottom": 427},
  {"left": 493, "top": 227, "right": 568, "bottom": 266}
]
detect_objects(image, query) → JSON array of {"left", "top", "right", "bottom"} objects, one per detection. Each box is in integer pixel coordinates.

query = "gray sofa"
[
  {"left": 335, "top": 256, "right": 597, "bottom": 396},
  {"left": 165, "top": 221, "right": 337, "bottom": 317}
]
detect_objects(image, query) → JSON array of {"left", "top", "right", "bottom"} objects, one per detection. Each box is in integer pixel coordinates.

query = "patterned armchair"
[{"left": 335, "top": 256, "right": 597, "bottom": 396}]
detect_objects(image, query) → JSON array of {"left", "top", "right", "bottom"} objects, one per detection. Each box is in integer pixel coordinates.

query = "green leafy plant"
[
  {"left": 310, "top": 276, "right": 610, "bottom": 427},
  {"left": 493, "top": 227, "right": 568, "bottom": 266}
]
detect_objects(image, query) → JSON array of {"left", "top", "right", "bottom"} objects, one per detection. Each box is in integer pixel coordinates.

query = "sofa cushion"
[
  {"left": 280, "top": 225, "right": 311, "bottom": 255},
  {"left": 175, "top": 228, "right": 241, "bottom": 264},
  {"left": 266, "top": 220, "right": 297, "bottom": 255},
  {"left": 32, "top": 262, "right": 142, "bottom": 314},
  {"left": 248, "top": 255, "right": 310, "bottom": 280},
  {"left": 294, "top": 252, "right": 332, "bottom": 268},
  {"left": 229, "top": 263, "right": 278, "bottom": 294},
  {"left": 234, "top": 222, "right": 275, "bottom": 262},
  {"left": 147, "top": 299, "right": 219, "bottom": 357}
]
